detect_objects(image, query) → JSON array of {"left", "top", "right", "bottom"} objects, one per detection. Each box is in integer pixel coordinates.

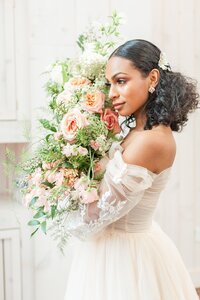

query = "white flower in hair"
[{"left": 158, "top": 52, "right": 171, "bottom": 71}]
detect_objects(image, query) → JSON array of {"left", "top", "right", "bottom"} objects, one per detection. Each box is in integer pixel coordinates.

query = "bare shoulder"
[{"left": 122, "top": 128, "right": 176, "bottom": 174}]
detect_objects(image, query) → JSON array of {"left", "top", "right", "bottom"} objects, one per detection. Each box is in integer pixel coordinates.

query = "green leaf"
[
  {"left": 61, "top": 64, "right": 68, "bottom": 83},
  {"left": 33, "top": 211, "right": 46, "bottom": 219},
  {"left": 76, "top": 34, "right": 86, "bottom": 51},
  {"left": 41, "top": 221, "right": 47, "bottom": 234},
  {"left": 51, "top": 206, "right": 56, "bottom": 219},
  {"left": 62, "top": 161, "right": 74, "bottom": 168},
  {"left": 41, "top": 181, "right": 55, "bottom": 188},
  {"left": 45, "top": 134, "right": 53, "bottom": 142},
  {"left": 49, "top": 98, "right": 57, "bottom": 111},
  {"left": 30, "top": 227, "right": 39, "bottom": 237},
  {"left": 30, "top": 196, "right": 38, "bottom": 206},
  {"left": 39, "top": 119, "right": 57, "bottom": 132},
  {"left": 28, "top": 219, "right": 40, "bottom": 226}
]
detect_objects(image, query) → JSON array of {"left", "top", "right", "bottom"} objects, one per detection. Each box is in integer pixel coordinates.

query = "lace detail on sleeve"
[{"left": 65, "top": 150, "right": 154, "bottom": 240}]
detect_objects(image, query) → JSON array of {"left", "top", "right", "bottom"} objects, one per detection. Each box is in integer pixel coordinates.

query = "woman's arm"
[{"left": 65, "top": 149, "right": 154, "bottom": 240}]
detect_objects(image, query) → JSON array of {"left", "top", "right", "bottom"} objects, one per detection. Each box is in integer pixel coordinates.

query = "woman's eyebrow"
[{"left": 106, "top": 72, "right": 128, "bottom": 82}]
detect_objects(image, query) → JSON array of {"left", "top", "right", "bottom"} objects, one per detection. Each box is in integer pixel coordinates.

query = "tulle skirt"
[{"left": 64, "top": 221, "right": 198, "bottom": 300}]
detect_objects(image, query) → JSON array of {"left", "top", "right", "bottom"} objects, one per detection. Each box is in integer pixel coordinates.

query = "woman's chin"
[{"left": 116, "top": 110, "right": 130, "bottom": 117}]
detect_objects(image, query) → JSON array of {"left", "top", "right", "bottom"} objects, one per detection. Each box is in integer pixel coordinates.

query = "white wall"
[{"left": 0, "top": 0, "right": 200, "bottom": 299}]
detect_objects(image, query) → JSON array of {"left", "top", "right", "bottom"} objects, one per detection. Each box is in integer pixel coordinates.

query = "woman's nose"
[{"left": 108, "top": 85, "right": 119, "bottom": 100}]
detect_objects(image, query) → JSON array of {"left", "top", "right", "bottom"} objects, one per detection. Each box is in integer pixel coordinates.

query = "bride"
[{"left": 64, "top": 39, "right": 199, "bottom": 300}]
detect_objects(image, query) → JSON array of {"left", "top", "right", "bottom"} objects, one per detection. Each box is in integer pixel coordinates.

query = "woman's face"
[{"left": 105, "top": 56, "right": 151, "bottom": 117}]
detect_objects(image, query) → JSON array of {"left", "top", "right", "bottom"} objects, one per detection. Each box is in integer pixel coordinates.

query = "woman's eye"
[
  {"left": 105, "top": 82, "right": 111, "bottom": 87},
  {"left": 117, "top": 79, "right": 126, "bottom": 85}
]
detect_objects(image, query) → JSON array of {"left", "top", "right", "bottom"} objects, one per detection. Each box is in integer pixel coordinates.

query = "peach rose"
[
  {"left": 61, "top": 108, "right": 89, "bottom": 142},
  {"left": 81, "top": 91, "right": 105, "bottom": 113},
  {"left": 101, "top": 108, "right": 121, "bottom": 133},
  {"left": 64, "top": 77, "right": 91, "bottom": 90},
  {"left": 69, "top": 77, "right": 91, "bottom": 86}
]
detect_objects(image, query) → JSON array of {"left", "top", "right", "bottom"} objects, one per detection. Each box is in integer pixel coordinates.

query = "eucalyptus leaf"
[
  {"left": 30, "top": 196, "right": 39, "bottom": 206},
  {"left": 33, "top": 211, "right": 46, "bottom": 219},
  {"left": 31, "top": 227, "right": 39, "bottom": 237},
  {"left": 41, "top": 221, "right": 47, "bottom": 234},
  {"left": 28, "top": 220, "right": 40, "bottom": 226}
]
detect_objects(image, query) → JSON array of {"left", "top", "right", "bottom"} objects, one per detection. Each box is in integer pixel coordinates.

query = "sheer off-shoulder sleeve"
[{"left": 65, "top": 149, "right": 155, "bottom": 240}]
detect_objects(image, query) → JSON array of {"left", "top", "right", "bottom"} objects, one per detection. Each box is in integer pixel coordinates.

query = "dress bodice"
[
  {"left": 106, "top": 141, "right": 172, "bottom": 233},
  {"left": 65, "top": 141, "right": 172, "bottom": 240}
]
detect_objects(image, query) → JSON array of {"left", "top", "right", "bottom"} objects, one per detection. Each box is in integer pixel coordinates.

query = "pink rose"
[
  {"left": 45, "top": 170, "right": 57, "bottom": 183},
  {"left": 94, "top": 156, "right": 109, "bottom": 177},
  {"left": 61, "top": 109, "right": 89, "bottom": 142},
  {"left": 80, "top": 188, "right": 99, "bottom": 204},
  {"left": 62, "top": 144, "right": 74, "bottom": 157},
  {"left": 55, "top": 169, "right": 65, "bottom": 187},
  {"left": 81, "top": 91, "right": 105, "bottom": 113},
  {"left": 44, "top": 169, "right": 64, "bottom": 187},
  {"left": 101, "top": 108, "right": 121, "bottom": 134},
  {"left": 56, "top": 90, "right": 72, "bottom": 105},
  {"left": 74, "top": 177, "right": 89, "bottom": 191},
  {"left": 78, "top": 146, "right": 88, "bottom": 156},
  {"left": 31, "top": 168, "right": 43, "bottom": 186},
  {"left": 90, "top": 140, "right": 100, "bottom": 150},
  {"left": 35, "top": 190, "right": 51, "bottom": 212}
]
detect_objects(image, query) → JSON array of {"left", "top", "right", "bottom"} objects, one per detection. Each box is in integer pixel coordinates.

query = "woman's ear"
[{"left": 149, "top": 69, "right": 160, "bottom": 87}]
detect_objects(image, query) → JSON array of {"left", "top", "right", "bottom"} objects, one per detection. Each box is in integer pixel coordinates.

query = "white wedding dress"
[{"left": 64, "top": 141, "right": 198, "bottom": 300}]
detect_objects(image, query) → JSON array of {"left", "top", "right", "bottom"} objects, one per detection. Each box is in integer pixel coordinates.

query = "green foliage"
[
  {"left": 45, "top": 81, "right": 63, "bottom": 96},
  {"left": 76, "top": 34, "right": 87, "bottom": 51},
  {"left": 28, "top": 219, "right": 40, "bottom": 226},
  {"left": 67, "top": 154, "right": 90, "bottom": 174},
  {"left": 76, "top": 10, "right": 123, "bottom": 56},
  {"left": 36, "top": 138, "right": 63, "bottom": 163},
  {"left": 49, "top": 98, "right": 57, "bottom": 111},
  {"left": 31, "top": 227, "right": 39, "bottom": 237},
  {"left": 16, "top": 11, "right": 124, "bottom": 250},
  {"left": 41, "top": 181, "right": 55, "bottom": 188},
  {"left": 76, "top": 116, "right": 108, "bottom": 147},
  {"left": 45, "top": 58, "right": 72, "bottom": 97},
  {"left": 41, "top": 221, "right": 47, "bottom": 234},
  {"left": 3, "top": 148, "right": 16, "bottom": 176},
  {"left": 51, "top": 205, "right": 56, "bottom": 219},
  {"left": 39, "top": 119, "right": 57, "bottom": 132},
  {"left": 33, "top": 211, "right": 46, "bottom": 219},
  {"left": 30, "top": 197, "right": 38, "bottom": 206},
  {"left": 20, "top": 156, "right": 42, "bottom": 174},
  {"left": 48, "top": 186, "right": 66, "bottom": 202}
]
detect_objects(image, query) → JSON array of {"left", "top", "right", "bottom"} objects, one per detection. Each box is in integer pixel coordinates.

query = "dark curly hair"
[{"left": 109, "top": 39, "right": 199, "bottom": 132}]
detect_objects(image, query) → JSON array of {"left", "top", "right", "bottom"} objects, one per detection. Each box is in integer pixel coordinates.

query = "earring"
[{"left": 148, "top": 86, "right": 155, "bottom": 93}]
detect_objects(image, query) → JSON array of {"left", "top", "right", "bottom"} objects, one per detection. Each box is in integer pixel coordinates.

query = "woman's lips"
[{"left": 113, "top": 102, "right": 125, "bottom": 110}]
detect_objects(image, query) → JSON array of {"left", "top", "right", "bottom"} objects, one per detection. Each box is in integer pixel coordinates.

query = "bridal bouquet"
[{"left": 17, "top": 11, "right": 124, "bottom": 246}]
